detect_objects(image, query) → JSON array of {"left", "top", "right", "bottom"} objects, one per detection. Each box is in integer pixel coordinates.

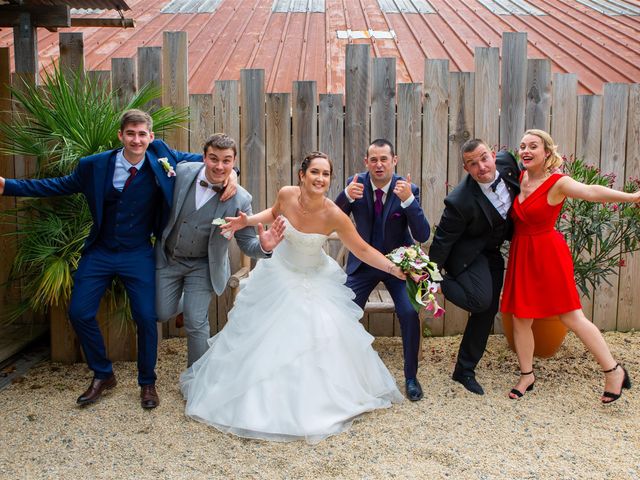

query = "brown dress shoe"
[
  {"left": 140, "top": 384, "right": 160, "bottom": 409},
  {"left": 76, "top": 374, "right": 117, "bottom": 406},
  {"left": 175, "top": 313, "right": 184, "bottom": 329}
]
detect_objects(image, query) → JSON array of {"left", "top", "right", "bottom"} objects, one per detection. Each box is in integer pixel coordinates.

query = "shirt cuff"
[
  {"left": 401, "top": 194, "right": 415, "bottom": 209},
  {"left": 344, "top": 189, "right": 355, "bottom": 203},
  {"left": 260, "top": 245, "right": 272, "bottom": 255}
]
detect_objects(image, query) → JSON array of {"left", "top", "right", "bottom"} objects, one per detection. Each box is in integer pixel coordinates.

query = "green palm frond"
[{"left": 0, "top": 66, "right": 189, "bottom": 324}]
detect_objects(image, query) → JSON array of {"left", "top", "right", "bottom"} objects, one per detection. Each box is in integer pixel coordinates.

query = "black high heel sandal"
[
  {"left": 509, "top": 370, "right": 535, "bottom": 399},
  {"left": 601, "top": 363, "right": 631, "bottom": 404}
]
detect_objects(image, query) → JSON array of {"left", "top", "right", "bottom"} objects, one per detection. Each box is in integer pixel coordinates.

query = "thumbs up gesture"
[
  {"left": 345, "top": 173, "right": 364, "bottom": 200},
  {"left": 393, "top": 173, "right": 413, "bottom": 202}
]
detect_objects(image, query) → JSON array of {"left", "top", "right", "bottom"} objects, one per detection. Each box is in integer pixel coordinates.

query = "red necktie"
[
  {"left": 123, "top": 166, "right": 138, "bottom": 191},
  {"left": 374, "top": 189, "right": 384, "bottom": 217}
]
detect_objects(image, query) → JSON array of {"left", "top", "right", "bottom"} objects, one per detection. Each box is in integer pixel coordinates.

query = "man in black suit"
[{"left": 429, "top": 139, "right": 519, "bottom": 395}]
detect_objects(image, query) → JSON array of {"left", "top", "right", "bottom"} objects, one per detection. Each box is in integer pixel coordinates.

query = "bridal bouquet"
[{"left": 387, "top": 245, "right": 445, "bottom": 317}]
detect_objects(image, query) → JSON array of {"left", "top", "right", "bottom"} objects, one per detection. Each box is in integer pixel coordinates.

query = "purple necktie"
[
  {"left": 374, "top": 188, "right": 384, "bottom": 217},
  {"left": 123, "top": 166, "right": 137, "bottom": 191}
]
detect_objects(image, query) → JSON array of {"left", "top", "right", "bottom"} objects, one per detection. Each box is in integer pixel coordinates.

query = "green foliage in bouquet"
[
  {"left": 556, "top": 157, "right": 640, "bottom": 297},
  {"left": 0, "top": 66, "right": 188, "bottom": 322}
]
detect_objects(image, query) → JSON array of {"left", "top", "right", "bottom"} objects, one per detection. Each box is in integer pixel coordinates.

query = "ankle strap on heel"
[
  {"left": 603, "top": 363, "right": 620, "bottom": 374},
  {"left": 520, "top": 370, "right": 534, "bottom": 376}
]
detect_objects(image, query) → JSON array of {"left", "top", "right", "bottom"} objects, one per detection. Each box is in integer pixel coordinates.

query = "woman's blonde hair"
[{"left": 523, "top": 129, "right": 564, "bottom": 173}]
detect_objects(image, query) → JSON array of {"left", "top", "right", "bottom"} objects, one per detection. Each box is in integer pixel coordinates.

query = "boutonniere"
[{"left": 158, "top": 157, "right": 176, "bottom": 177}]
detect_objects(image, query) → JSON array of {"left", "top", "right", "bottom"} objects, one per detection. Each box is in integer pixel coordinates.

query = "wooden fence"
[{"left": 1, "top": 30, "right": 639, "bottom": 345}]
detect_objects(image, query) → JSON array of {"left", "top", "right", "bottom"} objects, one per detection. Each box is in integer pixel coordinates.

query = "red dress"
[{"left": 500, "top": 173, "right": 581, "bottom": 318}]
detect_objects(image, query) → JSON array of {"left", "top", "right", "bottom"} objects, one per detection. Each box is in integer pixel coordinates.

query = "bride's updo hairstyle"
[
  {"left": 523, "top": 129, "right": 564, "bottom": 173},
  {"left": 298, "top": 151, "right": 333, "bottom": 185}
]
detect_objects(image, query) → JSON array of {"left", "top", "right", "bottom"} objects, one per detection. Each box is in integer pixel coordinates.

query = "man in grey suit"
[{"left": 156, "top": 133, "right": 285, "bottom": 366}]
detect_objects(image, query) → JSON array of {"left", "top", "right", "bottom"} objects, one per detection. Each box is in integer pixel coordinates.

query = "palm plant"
[{"left": 0, "top": 66, "right": 188, "bottom": 322}]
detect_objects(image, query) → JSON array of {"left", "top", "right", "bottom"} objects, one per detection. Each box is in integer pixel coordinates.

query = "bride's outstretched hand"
[
  {"left": 258, "top": 215, "right": 286, "bottom": 252},
  {"left": 390, "top": 265, "right": 406, "bottom": 281},
  {"left": 220, "top": 211, "right": 248, "bottom": 238}
]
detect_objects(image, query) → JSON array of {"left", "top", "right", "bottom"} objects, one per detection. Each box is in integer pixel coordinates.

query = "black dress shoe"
[
  {"left": 405, "top": 378, "right": 423, "bottom": 401},
  {"left": 76, "top": 374, "right": 117, "bottom": 405},
  {"left": 452, "top": 372, "right": 484, "bottom": 395},
  {"left": 140, "top": 384, "right": 160, "bottom": 409}
]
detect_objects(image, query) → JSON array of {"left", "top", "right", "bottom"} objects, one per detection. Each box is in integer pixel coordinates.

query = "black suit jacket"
[{"left": 429, "top": 150, "right": 520, "bottom": 277}]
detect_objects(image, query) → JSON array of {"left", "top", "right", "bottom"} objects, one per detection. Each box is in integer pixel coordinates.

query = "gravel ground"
[{"left": 0, "top": 332, "right": 638, "bottom": 480}]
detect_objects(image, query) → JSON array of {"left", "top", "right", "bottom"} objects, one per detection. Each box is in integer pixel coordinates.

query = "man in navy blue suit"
[
  {"left": 0, "top": 109, "right": 225, "bottom": 409},
  {"left": 335, "top": 139, "right": 430, "bottom": 401}
]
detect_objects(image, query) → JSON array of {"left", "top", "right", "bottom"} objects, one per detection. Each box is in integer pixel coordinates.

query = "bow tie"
[
  {"left": 489, "top": 176, "right": 502, "bottom": 192},
  {"left": 199, "top": 180, "right": 225, "bottom": 193}
]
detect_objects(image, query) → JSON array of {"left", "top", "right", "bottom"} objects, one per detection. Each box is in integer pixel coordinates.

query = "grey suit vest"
[{"left": 165, "top": 180, "right": 218, "bottom": 259}]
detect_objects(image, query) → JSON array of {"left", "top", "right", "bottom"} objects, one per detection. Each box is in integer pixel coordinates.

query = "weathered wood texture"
[
  {"left": 500, "top": 32, "right": 527, "bottom": 151},
  {"left": 525, "top": 58, "right": 552, "bottom": 132},
  {"left": 593, "top": 83, "right": 629, "bottom": 331},
  {"left": 3, "top": 33, "right": 640, "bottom": 351},
  {"left": 474, "top": 47, "right": 499, "bottom": 149},
  {"left": 58, "top": 32, "right": 84, "bottom": 78},
  {"left": 137, "top": 46, "right": 162, "bottom": 112},
  {"left": 162, "top": 31, "right": 188, "bottom": 150}
]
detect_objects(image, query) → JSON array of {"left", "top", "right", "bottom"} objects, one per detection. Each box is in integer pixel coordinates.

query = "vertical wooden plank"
[
  {"left": 397, "top": 83, "right": 422, "bottom": 185},
  {"left": 111, "top": 57, "right": 136, "bottom": 110},
  {"left": 448, "top": 72, "right": 475, "bottom": 188},
  {"left": 214, "top": 80, "right": 240, "bottom": 155},
  {"left": 422, "top": 59, "right": 449, "bottom": 337},
  {"left": 576, "top": 95, "right": 603, "bottom": 166},
  {"left": 617, "top": 83, "right": 640, "bottom": 332},
  {"left": 104, "top": 302, "right": 137, "bottom": 361},
  {"left": 345, "top": 44, "right": 370, "bottom": 177},
  {"left": 319, "top": 93, "right": 344, "bottom": 201},
  {"left": 525, "top": 58, "right": 552, "bottom": 132},
  {"left": 292, "top": 81, "right": 317, "bottom": 168},
  {"left": 240, "top": 69, "right": 266, "bottom": 211},
  {"left": 551, "top": 73, "right": 578, "bottom": 159},
  {"left": 474, "top": 47, "right": 499, "bottom": 149},
  {"left": 266, "top": 92, "right": 292, "bottom": 207},
  {"left": 59, "top": 32, "right": 84, "bottom": 78},
  {"left": 87, "top": 70, "right": 111, "bottom": 92},
  {"left": 593, "top": 83, "right": 629, "bottom": 331},
  {"left": 137, "top": 46, "right": 162, "bottom": 112},
  {"left": 0, "top": 48, "right": 18, "bottom": 329},
  {"left": 500, "top": 32, "right": 527, "bottom": 151},
  {"left": 371, "top": 57, "right": 396, "bottom": 146},
  {"left": 575, "top": 94, "right": 602, "bottom": 322},
  {"left": 49, "top": 305, "right": 81, "bottom": 363},
  {"left": 13, "top": 14, "right": 37, "bottom": 79},
  {"left": 189, "top": 94, "right": 214, "bottom": 152},
  {"left": 445, "top": 71, "right": 474, "bottom": 336},
  {"left": 162, "top": 31, "right": 189, "bottom": 150}
]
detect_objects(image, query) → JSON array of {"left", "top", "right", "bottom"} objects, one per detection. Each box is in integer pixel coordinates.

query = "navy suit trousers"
[
  {"left": 68, "top": 245, "right": 158, "bottom": 385},
  {"left": 347, "top": 264, "right": 420, "bottom": 380}
]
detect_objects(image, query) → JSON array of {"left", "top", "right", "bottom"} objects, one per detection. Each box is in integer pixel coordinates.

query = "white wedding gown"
[{"left": 180, "top": 218, "right": 403, "bottom": 444}]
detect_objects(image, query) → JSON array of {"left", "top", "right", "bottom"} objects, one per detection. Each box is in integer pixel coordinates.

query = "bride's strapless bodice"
[{"left": 273, "top": 218, "right": 329, "bottom": 270}]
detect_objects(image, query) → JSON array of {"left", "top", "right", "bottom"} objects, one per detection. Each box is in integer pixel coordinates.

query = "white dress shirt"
[
  {"left": 195, "top": 167, "right": 219, "bottom": 210},
  {"left": 113, "top": 150, "right": 146, "bottom": 190},
  {"left": 478, "top": 172, "right": 511, "bottom": 219}
]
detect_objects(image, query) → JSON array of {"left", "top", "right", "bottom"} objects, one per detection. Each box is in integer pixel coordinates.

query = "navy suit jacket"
[
  {"left": 3, "top": 140, "right": 202, "bottom": 250},
  {"left": 335, "top": 172, "right": 431, "bottom": 275}
]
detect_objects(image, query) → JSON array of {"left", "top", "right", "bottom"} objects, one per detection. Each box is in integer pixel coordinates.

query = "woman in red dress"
[{"left": 501, "top": 129, "right": 640, "bottom": 403}]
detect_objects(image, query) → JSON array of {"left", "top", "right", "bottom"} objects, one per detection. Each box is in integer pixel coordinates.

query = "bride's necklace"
[{"left": 298, "top": 194, "right": 325, "bottom": 215}]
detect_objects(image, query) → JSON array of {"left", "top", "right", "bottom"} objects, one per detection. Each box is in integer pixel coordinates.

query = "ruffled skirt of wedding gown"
[{"left": 180, "top": 249, "right": 403, "bottom": 444}]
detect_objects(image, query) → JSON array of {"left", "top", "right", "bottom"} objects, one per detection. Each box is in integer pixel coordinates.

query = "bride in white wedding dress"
[{"left": 180, "top": 152, "right": 405, "bottom": 443}]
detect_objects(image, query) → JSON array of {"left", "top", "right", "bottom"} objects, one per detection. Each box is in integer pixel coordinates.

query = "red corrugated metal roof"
[{"left": 0, "top": 0, "right": 638, "bottom": 94}]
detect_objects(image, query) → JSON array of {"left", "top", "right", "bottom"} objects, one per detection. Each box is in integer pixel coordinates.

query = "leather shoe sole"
[
  {"left": 76, "top": 375, "right": 117, "bottom": 406},
  {"left": 452, "top": 373, "right": 484, "bottom": 395}
]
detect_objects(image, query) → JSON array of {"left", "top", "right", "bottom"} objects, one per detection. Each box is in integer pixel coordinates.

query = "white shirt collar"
[
  {"left": 370, "top": 178, "right": 391, "bottom": 194},
  {"left": 118, "top": 149, "right": 145, "bottom": 171},
  {"left": 478, "top": 171, "right": 500, "bottom": 192}
]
